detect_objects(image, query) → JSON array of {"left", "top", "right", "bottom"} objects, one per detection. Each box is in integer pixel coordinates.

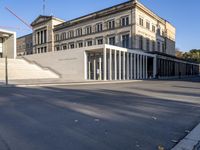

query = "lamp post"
[{"left": 2, "top": 34, "right": 9, "bottom": 85}]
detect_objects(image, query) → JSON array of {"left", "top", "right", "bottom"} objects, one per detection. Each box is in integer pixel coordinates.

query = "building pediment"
[{"left": 31, "top": 15, "right": 52, "bottom": 27}]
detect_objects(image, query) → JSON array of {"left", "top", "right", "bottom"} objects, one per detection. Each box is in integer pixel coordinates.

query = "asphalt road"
[{"left": 0, "top": 77, "right": 200, "bottom": 150}]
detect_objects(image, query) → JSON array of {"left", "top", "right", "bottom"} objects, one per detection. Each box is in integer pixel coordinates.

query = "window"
[
  {"left": 139, "top": 36, "right": 143, "bottom": 50},
  {"left": 55, "top": 46, "right": 60, "bottom": 51},
  {"left": 146, "top": 21, "right": 150, "bottom": 30},
  {"left": 162, "top": 43, "right": 166, "bottom": 53},
  {"left": 68, "top": 31, "right": 74, "bottom": 38},
  {"left": 162, "top": 31, "right": 165, "bottom": 37},
  {"left": 44, "top": 30, "right": 47, "bottom": 43},
  {"left": 85, "top": 26, "right": 92, "bottom": 35},
  {"left": 157, "top": 28, "right": 161, "bottom": 36},
  {"left": 69, "top": 43, "right": 75, "bottom": 49},
  {"left": 157, "top": 42, "right": 160, "bottom": 52},
  {"left": 63, "top": 45, "right": 67, "bottom": 50},
  {"left": 146, "top": 39, "right": 150, "bottom": 51},
  {"left": 107, "top": 20, "right": 115, "bottom": 29},
  {"left": 87, "top": 40, "right": 93, "bottom": 46},
  {"left": 122, "top": 34, "right": 129, "bottom": 48},
  {"left": 121, "top": 16, "right": 129, "bottom": 27},
  {"left": 55, "top": 34, "right": 59, "bottom": 41},
  {"left": 44, "top": 47, "right": 47, "bottom": 53},
  {"left": 139, "top": 18, "right": 144, "bottom": 26},
  {"left": 109, "top": 37, "right": 115, "bottom": 45},
  {"left": 97, "top": 39, "right": 103, "bottom": 45},
  {"left": 61, "top": 33, "right": 66, "bottom": 40},
  {"left": 96, "top": 23, "right": 103, "bottom": 32},
  {"left": 78, "top": 42, "right": 83, "bottom": 48},
  {"left": 152, "top": 25, "right": 156, "bottom": 33},
  {"left": 76, "top": 28, "right": 82, "bottom": 36},
  {"left": 152, "top": 41, "right": 155, "bottom": 51}
]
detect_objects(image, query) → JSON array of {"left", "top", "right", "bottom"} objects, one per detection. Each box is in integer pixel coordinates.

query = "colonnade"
[{"left": 87, "top": 48, "right": 155, "bottom": 80}]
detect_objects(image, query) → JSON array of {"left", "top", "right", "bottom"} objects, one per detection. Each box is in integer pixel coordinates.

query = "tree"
[{"left": 176, "top": 49, "right": 200, "bottom": 63}]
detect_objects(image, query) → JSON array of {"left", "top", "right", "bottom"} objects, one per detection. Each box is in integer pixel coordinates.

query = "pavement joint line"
[
  {"left": 171, "top": 122, "right": 200, "bottom": 150},
  {"left": 0, "top": 80, "right": 143, "bottom": 88}
]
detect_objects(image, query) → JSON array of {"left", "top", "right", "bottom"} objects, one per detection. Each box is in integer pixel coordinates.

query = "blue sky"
[{"left": 0, "top": 0, "right": 199, "bottom": 52}]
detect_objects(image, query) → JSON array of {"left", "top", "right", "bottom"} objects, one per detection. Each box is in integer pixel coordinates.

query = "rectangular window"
[
  {"left": 162, "top": 43, "right": 166, "bottom": 53},
  {"left": 68, "top": 31, "right": 74, "bottom": 38},
  {"left": 63, "top": 45, "right": 67, "bottom": 50},
  {"left": 152, "top": 25, "right": 156, "bottom": 32},
  {"left": 121, "top": 16, "right": 129, "bottom": 27},
  {"left": 139, "top": 18, "right": 144, "bottom": 26},
  {"left": 70, "top": 43, "right": 75, "bottom": 49},
  {"left": 107, "top": 20, "right": 115, "bottom": 29},
  {"left": 44, "top": 30, "right": 47, "bottom": 43},
  {"left": 76, "top": 28, "right": 82, "bottom": 36},
  {"left": 55, "top": 34, "right": 59, "bottom": 42},
  {"left": 109, "top": 37, "right": 115, "bottom": 45},
  {"left": 96, "top": 23, "right": 103, "bottom": 32},
  {"left": 87, "top": 40, "right": 92, "bottom": 46},
  {"left": 122, "top": 34, "right": 129, "bottom": 48},
  {"left": 157, "top": 42, "right": 160, "bottom": 52},
  {"left": 97, "top": 39, "right": 103, "bottom": 45},
  {"left": 146, "top": 21, "right": 150, "bottom": 30},
  {"left": 85, "top": 26, "right": 92, "bottom": 35},
  {"left": 139, "top": 36, "right": 143, "bottom": 50},
  {"left": 78, "top": 42, "right": 83, "bottom": 48},
  {"left": 152, "top": 41, "right": 155, "bottom": 51}
]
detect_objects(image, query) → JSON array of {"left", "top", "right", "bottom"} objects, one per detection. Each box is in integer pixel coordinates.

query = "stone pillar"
[
  {"left": 103, "top": 48, "right": 107, "bottom": 80},
  {"left": 127, "top": 53, "right": 129, "bottom": 80},
  {"left": 153, "top": 56, "right": 157, "bottom": 78},
  {"left": 88, "top": 61, "right": 91, "bottom": 80},
  {"left": 123, "top": 51, "right": 126, "bottom": 80},
  {"left": 143, "top": 55, "right": 145, "bottom": 79},
  {"left": 99, "top": 57, "right": 102, "bottom": 80},
  {"left": 109, "top": 49, "right": 112, "bottom": 80},
  {"left": 114, "top": 50, "right": 117, "bottom": 80},
  {"left": 145, "top": 56, "right": 148, "bottom": 79},
  {"left": 134, "top": 54, "right": 136, "bottom": 79},
  {"left": 94, "top": 59, "right": 96, "bottom": 80},
  {"left": 119, "top": 51, "right": 121, "bottom": 80},
  {"left": 130, "top": 53, "right": 133, "bottom": 80},
  {"left": 140, "top": 55, "right": 143, "bottom": 79},
  {"left": 137, "top": 54, "right": 140, "bottom": 79}
]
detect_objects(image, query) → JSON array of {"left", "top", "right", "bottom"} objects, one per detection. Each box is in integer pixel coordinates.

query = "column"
[
  {"left": 137, "top": 54, "right": 140, "bottom": 79},
  {"left": 94, "top": 59, "right": 96, "bottom": 80},
  {"left": 140, "top": 55, "right": 143, "bottom": 79},
  {"left": 123, "top": 51, "right": 126, "bottom": 80},
  {"left": 114, "top": 50, "right": 117, "bottom": 80},
  {"left": 119, "top": 51, "right": 121, "bottom": 80},
  {"left": 145, "top": 56, "right": 148, "bottom": 79},
  {"left": 127, "top": 53, "right": 129, "bottom": 80},
  {"left": 134, "top": 54, "right": 136, "bottom": 79},
  {"left": 103, "top": 48, "right": 107, "bottom": 80},
  {"left": 143, "top": 55, "right": 145, "bottom": 79},
  {"left": 130, "top": 53, "right": 133, "bottom": 80},
  {"left": 88, "top": 61, "right": 91, "bottom": 80},
  {"left": 109, "top": 49, "right": 112, "bottom": 80},
  {"left": 99, "top": 57, "right": 102, "bottom": 80},
  {"left": 153, "top": 56, "right": 157, "bottom": 78}
]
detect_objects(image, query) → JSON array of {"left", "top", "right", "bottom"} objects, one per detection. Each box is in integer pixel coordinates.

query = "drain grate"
[{"left": 193, "top": 141, "right": 200, "bottom": 150}]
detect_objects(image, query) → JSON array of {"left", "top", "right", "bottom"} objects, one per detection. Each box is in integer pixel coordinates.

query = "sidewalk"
[
  {"left": 172, "top": 123, "right": 200, "bottom": 150},
  {"left": 0, "top": 78, "right": 143, "bottom": 87}
]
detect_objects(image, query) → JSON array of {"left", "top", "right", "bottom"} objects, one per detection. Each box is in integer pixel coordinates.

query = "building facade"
[
  {"left": 17, "top": 34, "right": 32, "bottom": 56},
  {"left": 17, "top": 0, "right": 199, "bottom": 81}
]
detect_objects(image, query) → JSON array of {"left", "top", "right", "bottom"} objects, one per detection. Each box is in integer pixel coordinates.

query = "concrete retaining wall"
[{"left": 21, "top": 49, "right": 85, "bottom": 81}]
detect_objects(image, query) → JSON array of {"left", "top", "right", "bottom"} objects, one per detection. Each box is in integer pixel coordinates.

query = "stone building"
[
  {"left": 17, "top": 33, "right": 32, "bottom": 56},
  {"left": 17, "top": 0, "right": 199, "bottom": 81}
]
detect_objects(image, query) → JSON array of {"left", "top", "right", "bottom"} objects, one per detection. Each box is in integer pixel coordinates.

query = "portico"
[{"left": 85, "top": 44, "right": 156, "bottom": 81}]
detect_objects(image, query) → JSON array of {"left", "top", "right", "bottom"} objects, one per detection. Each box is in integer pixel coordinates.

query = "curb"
[
  {"left": 171, "top": 123, "right": 200, "bottom": 150},
  {"left": 1, "top": 80, "right": 143, "bottom": 88}
]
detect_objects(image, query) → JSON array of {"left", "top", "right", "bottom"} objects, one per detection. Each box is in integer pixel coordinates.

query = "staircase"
[{"left": 0, "top": 58, "right": 59, "bottom": 80}]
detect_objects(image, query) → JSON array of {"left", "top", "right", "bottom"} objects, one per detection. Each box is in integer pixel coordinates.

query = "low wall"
[{"left": 21, "top": 49, "right": 85, "bottom": 81}]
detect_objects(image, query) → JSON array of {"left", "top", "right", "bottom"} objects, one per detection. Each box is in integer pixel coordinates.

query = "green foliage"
[{"left": 176, "top": 49, "right": 200, "bottom": 63}]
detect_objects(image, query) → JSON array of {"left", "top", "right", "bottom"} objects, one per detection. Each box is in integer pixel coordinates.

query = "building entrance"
[{"left": 0, "top": 38, "right": 3, "bottom": 58}]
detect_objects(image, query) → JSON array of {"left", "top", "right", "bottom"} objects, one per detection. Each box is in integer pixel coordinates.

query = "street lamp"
[{"left": 2, "top": 34, "right": 10, "bottom": 85}]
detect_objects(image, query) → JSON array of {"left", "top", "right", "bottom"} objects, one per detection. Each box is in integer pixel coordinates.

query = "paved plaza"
[{"left": 0, "top": 77, "right": 200, "bottom": 150}]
